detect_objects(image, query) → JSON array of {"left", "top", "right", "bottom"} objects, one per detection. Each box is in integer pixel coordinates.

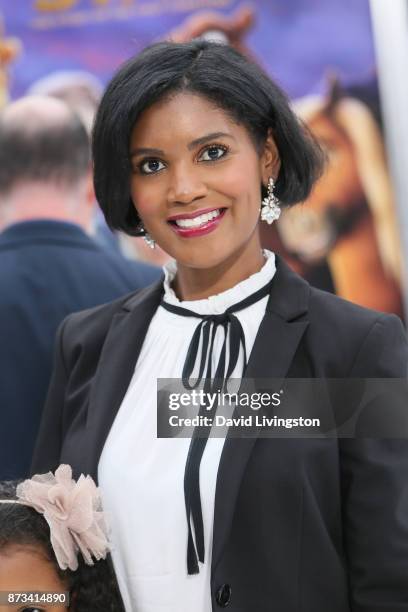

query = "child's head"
[{"left": 0, "top": 467, "right": 124, "bottom": 611}]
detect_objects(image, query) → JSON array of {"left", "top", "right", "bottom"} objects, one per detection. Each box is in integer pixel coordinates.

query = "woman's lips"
[{"left": 168, "top": 208, "right": 226, "bottom": 238}]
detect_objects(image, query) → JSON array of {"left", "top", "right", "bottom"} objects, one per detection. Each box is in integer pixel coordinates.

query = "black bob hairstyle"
[
  {"left": 93, "top": 40, "right": 324, "bottom": 236},
  {"left": 0, "top": 481, "right": 124, "bottom": 612}
]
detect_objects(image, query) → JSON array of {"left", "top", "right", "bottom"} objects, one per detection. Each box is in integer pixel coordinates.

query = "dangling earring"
[
  {"left": 143, "top": 232, "right": 156, "bottom": 249},
  {"left": 261, "top": 177, "right": 281, "bottom": 224},
  {"left": 137, "top": 222, "right": 156, "bottom": 249}
]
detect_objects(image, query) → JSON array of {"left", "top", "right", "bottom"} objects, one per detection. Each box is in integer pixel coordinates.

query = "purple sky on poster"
[{"left": 0, "top": 0, "right": 376, "bottom": 100}]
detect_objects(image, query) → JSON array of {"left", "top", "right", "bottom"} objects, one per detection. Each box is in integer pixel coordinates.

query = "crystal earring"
[
  {"left": 261, "top": 177, "right": 281, "bottom": 224},
  {"left": 143, "top": 232, "right": 156, "bottom": 249},
  {"left": 137, "top": 222, "right": 156, "bottom": 249}
]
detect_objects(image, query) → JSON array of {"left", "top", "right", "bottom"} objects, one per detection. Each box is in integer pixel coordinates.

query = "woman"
[{"left": 32, "top": 41, "right": 408, "bottom": 612}]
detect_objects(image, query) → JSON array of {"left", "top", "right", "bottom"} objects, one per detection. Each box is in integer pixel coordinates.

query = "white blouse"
[{"left": 98, "top": 250, "right": 276, "bottom": 612}]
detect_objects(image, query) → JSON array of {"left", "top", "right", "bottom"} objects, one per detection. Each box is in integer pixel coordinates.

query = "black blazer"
[
  {"left": 0, "top": 219, "right": 160, "bottom": 480},
  {"left": 32, "top": 257, "right": 408, "bottom": 612}
]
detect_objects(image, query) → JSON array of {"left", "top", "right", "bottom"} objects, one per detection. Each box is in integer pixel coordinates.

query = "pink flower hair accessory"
[{"left": 15, "top": 464, "right": 110, "bottom": 571}]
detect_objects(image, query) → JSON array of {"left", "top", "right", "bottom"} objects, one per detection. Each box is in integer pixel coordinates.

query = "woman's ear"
[{"left": 260, "top": 129, "right": 281, "bottom": 185}]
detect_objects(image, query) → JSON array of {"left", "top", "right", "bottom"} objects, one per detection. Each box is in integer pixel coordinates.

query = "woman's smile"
[{"left": 167, "top": 207, "right": 227, "bottom": 237}]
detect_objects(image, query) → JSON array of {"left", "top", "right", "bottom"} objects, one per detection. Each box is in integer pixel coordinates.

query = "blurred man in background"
[
  {"left": 0, "top": 96, "right": 160, "bottom": 480},
  {"left": 29, "top": 69, "right": 172, "bottom": 265}
]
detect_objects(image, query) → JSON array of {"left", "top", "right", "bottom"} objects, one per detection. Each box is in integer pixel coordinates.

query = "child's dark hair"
[
  {"left": 0, "top": 481, "right": 125, "bottom": 612},
  {"left": 92, "top": 39, "right": 325, "bottom": 236}
]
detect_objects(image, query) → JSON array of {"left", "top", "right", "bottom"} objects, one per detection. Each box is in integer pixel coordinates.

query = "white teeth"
[{"left": 175, "top": 209, "right": 221, "bottom": 228}]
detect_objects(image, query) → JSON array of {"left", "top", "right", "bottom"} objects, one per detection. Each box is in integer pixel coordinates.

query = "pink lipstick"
[{"left": 168, "top": 208, "right": 226, "bottom": 238}]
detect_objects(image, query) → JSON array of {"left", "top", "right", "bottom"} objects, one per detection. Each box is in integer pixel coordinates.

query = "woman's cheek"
[
  {"left": 130, "top": 186, "right": 160, "bottom": 222},
  {"left": 216, "top": 157, "right": 260, "bottom": 199}
]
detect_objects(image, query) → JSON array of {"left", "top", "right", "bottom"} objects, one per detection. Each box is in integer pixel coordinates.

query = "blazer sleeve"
[
  {"left": 340, "top": 313, "right": 408, "bottom": 612},
  {"left": 30, "top": 318, "right": 69, "bottom": 475}
]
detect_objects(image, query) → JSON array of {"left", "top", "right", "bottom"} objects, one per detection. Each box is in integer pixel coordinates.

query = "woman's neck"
[{"left": 172, "top": 244, "right": 266, "bottom": 301}]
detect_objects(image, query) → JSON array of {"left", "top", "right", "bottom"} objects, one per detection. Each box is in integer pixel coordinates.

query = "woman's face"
[
  {"left": 129, "top": 92, "right": 279, "bottom": 269},
  {"left": 0, "top": 546, "right": 69, "bottom": 611}
]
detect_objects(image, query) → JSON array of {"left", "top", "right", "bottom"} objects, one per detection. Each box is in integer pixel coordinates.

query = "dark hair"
[
  {"left": 92, "top": 40, "right": 324, "bottom": 236},
  {"left": 0, "top": 482, "right": 124, "bottom": 612},
  {"left": 0, "top": 111, "right": 90, "bottom": 194}
]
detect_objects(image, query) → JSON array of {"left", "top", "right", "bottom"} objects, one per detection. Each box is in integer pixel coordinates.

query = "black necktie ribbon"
[{"left": 160, "top": 278, "right": 273, "bottom": 574}]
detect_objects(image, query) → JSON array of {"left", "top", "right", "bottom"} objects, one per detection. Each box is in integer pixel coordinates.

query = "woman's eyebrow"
[
  {"left": 187, "top": 131, "right": 235, "bottom": 150},
  {"left": 130, "top": 132, "right": 234, "bottom": 158},
  {"left": 130, "top": 146, "right": 164, "bottom": 158}
]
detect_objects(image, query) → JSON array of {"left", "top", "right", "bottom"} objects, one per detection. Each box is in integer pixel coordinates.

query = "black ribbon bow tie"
[{"left": 160, "top": 278, "right": 273, "bottom": 574}]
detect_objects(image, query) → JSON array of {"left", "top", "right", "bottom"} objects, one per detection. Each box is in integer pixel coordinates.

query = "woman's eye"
[
  {"left": 199, "top": 145, "right": 227, "bottom": 162},
  {"left": 139, "top": 159, "right": 165, "bottom": 174}
]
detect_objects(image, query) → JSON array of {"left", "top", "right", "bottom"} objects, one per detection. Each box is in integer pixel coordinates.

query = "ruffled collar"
[{"left": 161, "top": 250, "right": 276, "bottom": 315}]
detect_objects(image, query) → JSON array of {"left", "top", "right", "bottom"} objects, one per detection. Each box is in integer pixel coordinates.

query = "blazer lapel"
[
  {"left": 212, "top": 258, "right": 310, "bottom": 571},
  {"left": 85, "top": 280, "right": 164, "bottom": 480}
]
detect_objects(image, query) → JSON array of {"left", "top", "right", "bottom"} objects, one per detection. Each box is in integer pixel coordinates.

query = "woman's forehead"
[
  {"left": 130, "top": 92, "right": 246, "bottom": 148},
  {"left": 0, "top": 542, "right": 46, "bottom": 558}
]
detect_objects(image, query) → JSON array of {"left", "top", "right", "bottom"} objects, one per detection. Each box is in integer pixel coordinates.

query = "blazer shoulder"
[
  {"left": 308, "top": 285, "right": 397, "bottom": 328},
  {"left": 307, "top": 286, "right": 407, "bottom": 376},
  {"left": 274, "top": 255, "right": 399, "bottom": 333},
  {"left": 59, "top": 281, "right": 161, "bottom": 363}
]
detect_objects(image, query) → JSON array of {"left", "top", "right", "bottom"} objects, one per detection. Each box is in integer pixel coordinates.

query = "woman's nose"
[{"left": 167, "top": 166, "right": 208, "bottom": 205}]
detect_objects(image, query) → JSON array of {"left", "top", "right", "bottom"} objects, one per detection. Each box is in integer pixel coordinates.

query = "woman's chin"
[{"left": 173, "top": 252, "right": 228, "bottom": 270}]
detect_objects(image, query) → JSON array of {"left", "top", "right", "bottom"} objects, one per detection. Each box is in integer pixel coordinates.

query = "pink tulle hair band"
[{"left": 0, "top": 464, "right": 110, "bottom": 571}]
